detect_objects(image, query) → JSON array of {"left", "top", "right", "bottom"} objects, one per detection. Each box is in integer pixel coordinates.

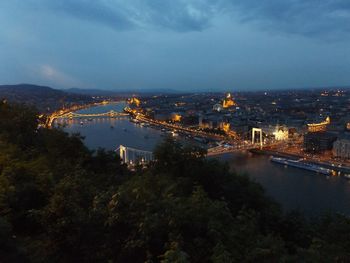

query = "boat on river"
[
  {"left": 130, "top": 118, "right": 139, "bottom": 124},
  {"left": 271, "top": 157, "right": 332, "bottom": 175}
]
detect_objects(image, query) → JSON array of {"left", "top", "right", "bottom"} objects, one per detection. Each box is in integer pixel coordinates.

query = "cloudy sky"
[{"left": 0, "top": 0, "right": 349, "bottom": 91}]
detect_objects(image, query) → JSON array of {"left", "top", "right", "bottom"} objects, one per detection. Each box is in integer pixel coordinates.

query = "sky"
[{"left": 0, "top": 0, "right": 349, "bottom": 91}]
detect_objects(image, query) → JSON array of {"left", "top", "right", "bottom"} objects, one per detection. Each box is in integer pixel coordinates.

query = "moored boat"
[{"left": 271, "top": 157, "right": 332, "bottom": 175}]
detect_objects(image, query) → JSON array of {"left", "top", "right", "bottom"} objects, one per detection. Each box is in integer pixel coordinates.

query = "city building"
[
  {"left": 222, "top": 93, "right": 236, "bottom": 108},
  {"left": 333, "top": 136, "right": 350, "bottom": 159},
  {"left": 304, "top": 132, "right": 337, "bottom": 153},
  {"left": 154, "top": 110, "right": 172, "bottom": 121},
  {"left": 219, "top": 121, "right": 230, "bottom": 133},
  {"left": 273, "top": 126, "right": 289, "bottom": 141},
  {"left": 213, "top": 103, "right": 223, "bottom": 112},
  {"left": 170, "top": 112, "right": 182, "bottom": 122},
  {"left": 199, "top": 116, "right": 216, "bottom": 129},
  {"left": 129, "top": 97, "right": 141, "bottom": 107},
  {"left": 307, "top": 116, "right": 330, "bottom": 133}
]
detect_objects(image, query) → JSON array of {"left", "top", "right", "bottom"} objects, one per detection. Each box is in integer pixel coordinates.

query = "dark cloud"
[
  {"left": 45, "top": 0, "right": 133, "bottom": 30},
  {"left": 14, "top": 0, "right": 350, "bottom": 36},
  {"left": 134, "top": 0, "right": 218, "bottom": 32},
  {"left": 34, "top": 0, "right": 219, "bottom": 32},
  {"left": 229, "top": 0, "right": 350, "bottom": 37}
]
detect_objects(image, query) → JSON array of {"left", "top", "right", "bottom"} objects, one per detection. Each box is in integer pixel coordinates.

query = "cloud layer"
[
  {"left": 25, "top": 0, "right": 350, "bottom": 37},
  {"left": 1, "top": 0, "right": 349, "bottom": 90},
  {"left": 232, "top": 0, "right": 350, "bottom": 37}
]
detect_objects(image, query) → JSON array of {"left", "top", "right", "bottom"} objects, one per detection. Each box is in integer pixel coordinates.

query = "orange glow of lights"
[
  {"left": 222, "top": 93, "right": 236, "bottom": 108},
  {"left": 129, "top": 97, "right": 141, "bottom": 107},
  {"left": 172, "top": 114, "right": 182, "bottom": 122},
  {"left": 307, "top": 117, "right": 330, "bottom": 132},
  {"left": 221, "top": 122, "right": 230, "bottom": 133}
]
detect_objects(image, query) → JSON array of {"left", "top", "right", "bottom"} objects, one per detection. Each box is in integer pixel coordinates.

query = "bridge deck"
[{"left": 59, "top": 110, "right": 129, "bottom": 118}]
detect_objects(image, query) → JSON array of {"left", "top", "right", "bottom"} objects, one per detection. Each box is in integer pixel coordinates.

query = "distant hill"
[
  {"left": 0, "top": 84, "right": 95, "bottom": 113},
  {"left": 65, "top": 88, "right": 119, "bottom": 96}
]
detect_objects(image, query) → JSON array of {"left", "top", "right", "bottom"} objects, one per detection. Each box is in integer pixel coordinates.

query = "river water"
[{"left": 56, "top": 102, "right": 350, "bottom": 216}]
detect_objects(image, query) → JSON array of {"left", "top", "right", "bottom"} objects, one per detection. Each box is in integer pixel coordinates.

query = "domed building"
[{"left": 222, "top": 93, "right": 236, "bottom": 108}]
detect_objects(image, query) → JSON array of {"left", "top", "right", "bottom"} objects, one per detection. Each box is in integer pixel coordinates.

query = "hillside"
[
  {"left": 0, "top": 84, "right": 95, "bottom": 113},
  {"left": 65, "top": 87, "right": 120, "bottom": 96}
]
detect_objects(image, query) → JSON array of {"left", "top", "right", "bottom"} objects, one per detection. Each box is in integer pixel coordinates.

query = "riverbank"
[{"left": 125, "top": 107, "right": 228, "bottom": 141}]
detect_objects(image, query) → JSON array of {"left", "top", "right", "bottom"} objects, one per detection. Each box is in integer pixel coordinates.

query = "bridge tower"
[
  {"left": 118, "top": 145, "right": 128, "bottom": 163},
  {"left": 252, "top": 128, "right": 263, "bottom": 149},
  {"left": 116, "top": 145, "right": 153, "bottom": 165}
]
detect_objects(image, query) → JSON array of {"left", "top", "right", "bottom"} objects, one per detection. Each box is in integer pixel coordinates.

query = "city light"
[
  {"left": 307, "top": 116, "right": 330, "bottom": 133},
  {"left": 273, "top": 129, "right": 289, "bottom": 141}
]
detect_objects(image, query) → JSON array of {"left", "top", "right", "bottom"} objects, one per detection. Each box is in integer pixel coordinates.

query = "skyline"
[{"left": 0, "top": 0, "right": 350, "bottom": 91}]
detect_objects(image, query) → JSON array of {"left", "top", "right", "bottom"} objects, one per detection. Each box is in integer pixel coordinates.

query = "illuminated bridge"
[
  {"left": 58, "top": 110, "right": 129, "bottom": 119},
  {"left": 207, "top": 143, "right": 255, "bottom": 156},
  {"left": 116, "top": 145, "right": 153, "bottom": 165},
  {"left": 47, "top": 110, "right": 129, "bottom": 128}
]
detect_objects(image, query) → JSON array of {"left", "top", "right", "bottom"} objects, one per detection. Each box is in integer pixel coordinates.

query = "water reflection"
[{"left": 219, "top": 151, "right": 350, "bottom": 216}]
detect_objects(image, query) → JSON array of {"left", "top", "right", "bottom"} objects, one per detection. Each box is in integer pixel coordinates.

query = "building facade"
[
  {"left": 333, "top": 138, "right": 350, "bottom": 159},
  {"left": 304, "top": 132, "right": 337, "bottom": 153}
]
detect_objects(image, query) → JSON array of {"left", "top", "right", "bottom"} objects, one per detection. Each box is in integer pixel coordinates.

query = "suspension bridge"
[
  {"left": 116, "top": 145, "right": 153, "bottom": 165},
  {"left": 58, "top": 110, "right": 129, "bottom": 119},
  {"left": 47, "top": 110, "right": 129, "bottom": 127}
]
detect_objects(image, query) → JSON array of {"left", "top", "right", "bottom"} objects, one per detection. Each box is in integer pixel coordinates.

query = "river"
[{"left": 56, "top": 102, "right": 350, "bottom": 216}]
